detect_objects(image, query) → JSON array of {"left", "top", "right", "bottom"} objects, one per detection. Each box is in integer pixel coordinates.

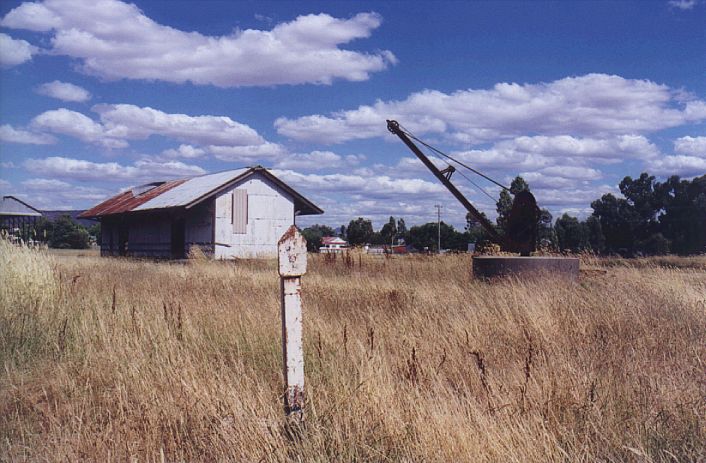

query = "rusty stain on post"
[{"left": 278, "top": 225, "right": 307, "bottom": 416}]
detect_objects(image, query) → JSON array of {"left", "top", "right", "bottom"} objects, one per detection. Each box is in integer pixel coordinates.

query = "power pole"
[{"left": 435, "top": 204, "right": 442, "bottom": 254}]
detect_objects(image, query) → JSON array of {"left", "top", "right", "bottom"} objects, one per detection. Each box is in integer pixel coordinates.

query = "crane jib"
[
  {"left": 386, "top": 119, "right": 539, "bottom": 255},
  {"left": 386, "top": 120, "right": 500, "bottom": 241}
]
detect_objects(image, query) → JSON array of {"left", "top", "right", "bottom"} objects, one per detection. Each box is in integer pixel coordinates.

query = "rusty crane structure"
[{"left": 387, "top": 120, "right": 540, "bottom": 255}]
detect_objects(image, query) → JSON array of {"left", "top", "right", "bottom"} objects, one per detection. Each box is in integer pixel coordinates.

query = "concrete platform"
[{"left": 472, "top": 255, "right": 580, "bottom": 280}]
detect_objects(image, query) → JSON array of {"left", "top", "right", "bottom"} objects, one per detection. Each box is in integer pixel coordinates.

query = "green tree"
[
  {"left": 407, "top": 222, "right": 468, "bottom": 252},
  {"left": 347, "top": 217, "right": 374, "bottom": 246},
  {"left": 584, "top": 215, "right": 605, "bottom": 253},
  {"left": 301, "top": 224, "right": 335, "bottom": 252},
  {"left": 555, "top": 214, "right": 587, "bottom": 252},
  {"left": 465, "top": 211, "right": 493, "bottom": 247},
  {"left": 619, "top": 173, "right": 661, "bottom": 249},
  {"left": 49, "top": 215, "right": 90, "bottom": 249},
  {"left": 396, "top": 218, "right": 407, "bottom": 242},
  {"left": 33, "top": 217, "right": 52, "bottom": 243},
  {"left": 88, "top": 222, "right": 101, "bottom": 243},
  {"left": 590, "top": 193, "right": 640, "bottom": 255},
  {"left": 537, "top": 208, "right": 555, "bottom": 248},
  {"left": 380, "top": 216, "right": 398, "bottom": 245},
  {"left": 496, "top": 176, "right": 530, "bottom": 231},
  {"left": 496, "top": 189, "right": 513, "bottom": 231},
  {"left": 654, "top": 174, "right": 706, "bottom": 254}
]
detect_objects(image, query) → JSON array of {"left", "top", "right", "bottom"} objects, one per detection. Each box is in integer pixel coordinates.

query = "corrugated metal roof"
[
  {"left": 134, "top": 169, "right": 248, "bottom": 211},
  {"left": 78, "top": 179, "right": 186, "bottom": 218},
  {"left": 0, "top": 196, "right": 42, "bottom": 216}
]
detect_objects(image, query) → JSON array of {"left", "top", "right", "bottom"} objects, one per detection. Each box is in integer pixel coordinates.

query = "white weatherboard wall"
[{"left": 214, "top": 172, "right": 295, "bottom": 258}]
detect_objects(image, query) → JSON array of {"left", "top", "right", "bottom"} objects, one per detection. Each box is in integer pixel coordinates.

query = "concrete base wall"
[{"left": 472, "top": 256, "right": 580, "bottom": 280}]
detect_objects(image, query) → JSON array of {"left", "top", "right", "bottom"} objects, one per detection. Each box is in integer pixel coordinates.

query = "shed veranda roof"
[{"left": 79, "top": 167, "right": 323, "bottom": 218}]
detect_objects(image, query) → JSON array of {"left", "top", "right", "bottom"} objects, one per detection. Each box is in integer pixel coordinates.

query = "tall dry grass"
[{"left": 1, "top": 242, "right": 704, "bottom": 462}]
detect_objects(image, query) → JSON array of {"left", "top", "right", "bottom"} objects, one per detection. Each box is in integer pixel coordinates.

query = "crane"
[{"left": 386, "top": 120, "right": 540, "bottom": 256}]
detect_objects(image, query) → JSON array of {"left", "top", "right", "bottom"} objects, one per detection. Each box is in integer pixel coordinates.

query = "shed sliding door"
[{"left": 232, "top": 189, "right": 248, "bottom": 234}]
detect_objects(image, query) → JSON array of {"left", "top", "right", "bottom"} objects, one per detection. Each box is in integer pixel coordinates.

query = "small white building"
[
  {"left": 319, "top": 236, "right": 348, "bottom": 253},
  {"left": 79, "top": 166, "right": 323, "bottom": 259}
]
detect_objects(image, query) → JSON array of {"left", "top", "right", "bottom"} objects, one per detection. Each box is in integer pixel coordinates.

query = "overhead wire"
[
  {"left": 453, "top": 169, "right": 499, "bottom": 203},
  {"left": 397, "top": 123, "right": 510, "bottom": 192}
]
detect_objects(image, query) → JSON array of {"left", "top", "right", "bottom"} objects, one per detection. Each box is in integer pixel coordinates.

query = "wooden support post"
[{"left": 278, "top": 225, "right": 307, "bottom": 417}]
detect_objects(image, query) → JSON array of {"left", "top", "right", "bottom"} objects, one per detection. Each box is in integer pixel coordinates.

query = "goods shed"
[{"left": 79, "top": 166, "right": 323, "bottom": 259}]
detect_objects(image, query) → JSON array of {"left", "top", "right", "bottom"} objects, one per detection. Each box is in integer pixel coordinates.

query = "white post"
[{"left": 278, "top": 225, "right": 307, "bottom": 416}]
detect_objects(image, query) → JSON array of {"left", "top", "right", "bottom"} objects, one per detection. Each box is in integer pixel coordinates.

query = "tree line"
[
  {"left": 302, "top": 172, "right": 706, "bottom": 256},
  {"left": 29, "top": 215, "right": 99, "bottom": 249}
]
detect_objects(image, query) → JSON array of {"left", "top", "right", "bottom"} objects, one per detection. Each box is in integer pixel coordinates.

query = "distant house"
[
  {"left": 0, "top": 196, "right": 42, "bottom": 243},
  {"left": 79, "top": 166, "right": 323, "bottom": 259},
  {"left": 320, "top": 236, "right": 348, "bottom": 253}
]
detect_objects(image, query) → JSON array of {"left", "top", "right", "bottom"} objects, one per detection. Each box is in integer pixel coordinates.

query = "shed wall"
[
  {"left": 185, "top": 200, "right": 214, "bottom": 256},
  {"left": 100, "top": 220, "right": 119, "bottom": 256},
  {"left": 100, "top": 204, "right": 215, "bottom": 258},
  {"left": 126, "top": 215, "right": 171, "bottom": 257},
  {"left": 214, "top": 172, "right": 294, "bottom": 258}
]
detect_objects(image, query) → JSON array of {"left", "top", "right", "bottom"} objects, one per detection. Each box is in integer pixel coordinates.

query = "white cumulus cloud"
[
  {"left": 31, "top": 108, "right": 127, "bottom": 148},
  {"left": 27, "top": 104, "right": 277, "bottom": 153},
  {"left": 161, "top": 144, "right": 206, "bottom": 159},
  {"left": 275, "top": 151, "right": 365, "bottom": 170},
  {"left": 24, "top": 156, "right": 206, "bottom": 182},
  {"left": 36, "top": 80, "right": 91, "bottom": 102},
  {"left": 648, "top": 155, "right": 706, "bottom": 177},
  {"left": 93, "top": 104, "right": 265, "bottom": 146},
  {"left": 674, "top": 136, "right": 706, "bottom": 157},
  {"left": 1, "top": 0, "right": 395, "bottom": 87},
  {"left": 0, "top": 32, "right": 37, "bottom": 67},
  {"left": 275, "top": 74, "right": 706, "bottom": 145},
  {"left": 0, "top": 124, "right": 57, "bottom": 144},
  {"left": 668, "top": 0, "right": 699, "bottom": 10},
  {"left": 19, "top": 177, "right": 114, "bottom": 208},
  {"left": 207, "top": 142, "right": 287, "bottom": 162},
  {"left": 272, "top": 169, "right": 447, "bottom": 199}
]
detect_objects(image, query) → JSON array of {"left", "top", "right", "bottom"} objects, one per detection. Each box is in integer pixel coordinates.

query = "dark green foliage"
[
  {"left": 406, "top": 222, "right": 469, "bottom": 252},
  {"left": 537, "top": 208, "right": 556, "bottom": 248},
  {"left": 379, "top": 216, "right": 397, "bottom": 245},
  {"left": 346, "top": 217, "right": 374, "bottom": 246},
  {"left": 87, "top": 223, "right": 101, "bottom": 242},
  {"left": 495, "top": 189, "right": 513, "bottom": 231},
  {"left": 587, "top": 173, "right": 706, "bottom": 255},
  {"left": 555, "top": 214, "right": 588, "bottom": 252},
  {"left": 496, "top": 176, "right": 528, "bottom": 231},
  {"left": 653, "top": 174, "right": 706, "bottom": 255},
  {"left": 396, "top": 218, "right": 407, "bottom": 238},
  {"left": 584, "top": 173, "right": 705, "bottom": 255},
  {"left": 465, "top": 211, "right": 494, "bottom": 247},
  {"left": 584, "top": 215, "right": 605, "bottom": 253},
  {"left": 590, "top": 193, "right": 640, "bottom": 255},
  {"left": 638, "top": 232, "right": 671, "bottom": 256},
  {"left": 301, "top": 224, "right": 335, "bottom": 252},
  {"left": 46, "top": 215, "right": 91, "bottom": 249}
]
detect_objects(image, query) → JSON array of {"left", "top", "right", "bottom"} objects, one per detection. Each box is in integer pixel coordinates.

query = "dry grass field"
[{"left": 1, "top": 241, "right": 705, "bottom": 462}]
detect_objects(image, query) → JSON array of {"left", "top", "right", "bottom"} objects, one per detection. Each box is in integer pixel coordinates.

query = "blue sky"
[{"left": 0, "top": 0, "right": 704, "bottom": 229}]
